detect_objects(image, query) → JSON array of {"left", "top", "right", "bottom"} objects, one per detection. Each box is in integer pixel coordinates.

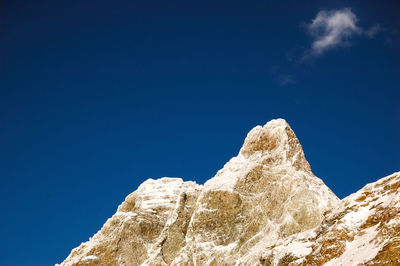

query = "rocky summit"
[{"left": 59, "top": 119, "right": 400, "bottom": 266}]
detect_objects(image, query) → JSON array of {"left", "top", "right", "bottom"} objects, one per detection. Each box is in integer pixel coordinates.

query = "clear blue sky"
[{"left": 1, "top": 0, "right": 399, "bottom": 265}]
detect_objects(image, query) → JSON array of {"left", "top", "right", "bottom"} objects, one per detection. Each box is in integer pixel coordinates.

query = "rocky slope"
[
  {"left": 257, "top": 171, "right": 400, "bottom": 265},
  {"left": 59, "top": 119, "right": 399, "bottom": 265}
]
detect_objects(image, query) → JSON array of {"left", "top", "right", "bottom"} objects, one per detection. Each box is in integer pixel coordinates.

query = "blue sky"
[{"left": 1, "top": 0, "right": 399, "bottom": 265}]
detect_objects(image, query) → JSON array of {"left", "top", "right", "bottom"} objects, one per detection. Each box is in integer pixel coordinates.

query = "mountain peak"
[
  {"left": 59, "top": 119, "right": 399, "bottom": 266},
  {"left": 239, "top": 118, "right": 311, "bottom": 172},
  {"left": 60, "top": 119, "right": 338, "bottom": 265}
]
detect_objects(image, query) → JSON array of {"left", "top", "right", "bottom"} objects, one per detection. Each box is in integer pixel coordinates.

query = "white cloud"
[{"left": 307, "top": 8, "right": 361, "bottom": 56}]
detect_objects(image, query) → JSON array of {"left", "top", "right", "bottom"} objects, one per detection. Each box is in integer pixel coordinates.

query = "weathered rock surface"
[
  {"left": 258, "top": 171, "right": 400, "bottom": 266},
  {"left": 59, "top": 119, "right": 399, "bottom": 266}
]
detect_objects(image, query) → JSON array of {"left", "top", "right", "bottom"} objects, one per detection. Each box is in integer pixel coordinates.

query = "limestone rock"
[{"left": 59, "top": 119, "right": 399, "bottom": 266}]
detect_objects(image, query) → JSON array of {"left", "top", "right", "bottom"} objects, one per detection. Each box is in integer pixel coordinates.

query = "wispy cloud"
[
  {"left": 271, "top": 66, "right": 296, "bottom": 87},
  {"left": 275, "top": 7, "right": 384, "bottom": 85},
  {"left": 277, "top": 75, "right": 296, "bottom": 86},
  {"left": 365, "top": 24, "right": 382, "bottom": 39},
  {"left": 306, "top": 8, "right": 361, "bottom": 57}
]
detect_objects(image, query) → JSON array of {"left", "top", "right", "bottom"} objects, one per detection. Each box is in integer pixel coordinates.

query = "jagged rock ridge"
[{"left": 59, "top": 119, "right": 399, "bottom": 265}]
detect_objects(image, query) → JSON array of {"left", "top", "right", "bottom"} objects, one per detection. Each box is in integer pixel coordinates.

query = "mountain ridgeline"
[{"left": 59, "top": 119, "right": 400, "bottom": 266}]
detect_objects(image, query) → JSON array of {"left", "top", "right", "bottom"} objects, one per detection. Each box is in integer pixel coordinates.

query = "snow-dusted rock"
[
  {"left": 60, "top": 178, "right": 201, "bottom": 265},
  {"left": 170, "top": 119, "right": 339, "bottom": 265},
  {"left": 59, "top": 119, "right": 399, "bottom": 266},
  {"left": 258, "top": 171, "right": 400, "bottom": 266}
]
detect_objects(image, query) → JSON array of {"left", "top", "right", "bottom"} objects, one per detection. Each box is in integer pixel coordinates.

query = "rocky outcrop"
[
  {"left": 61, "top": 178, "right": 201, "bottom": 265},
  {"left": 258, "top": 172, "right": 400, "bottom": 266},
  {"left": 59, "top": 119, "right": 399, "bottom": 266}
]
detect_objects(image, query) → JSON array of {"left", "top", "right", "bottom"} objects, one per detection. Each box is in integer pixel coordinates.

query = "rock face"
[
  {"left": 59, "top": 119, "right": 400, "bottom": 266},
  {"left": 258, "top": 171, "right": 400, "bottom": 266}
]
